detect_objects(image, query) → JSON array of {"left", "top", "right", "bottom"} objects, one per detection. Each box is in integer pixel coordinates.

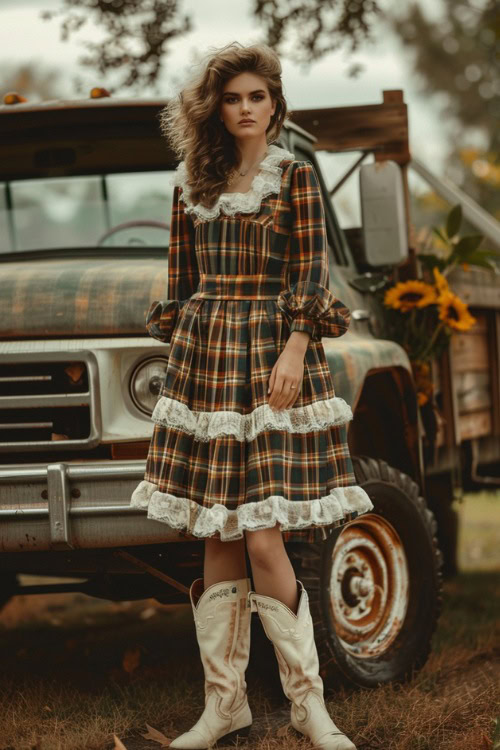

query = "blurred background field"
[{"left": 456, "top": 489, "right": 500, "bottom": 572}]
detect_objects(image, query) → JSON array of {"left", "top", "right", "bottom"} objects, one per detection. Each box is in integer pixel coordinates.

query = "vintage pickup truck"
[{"left": 1, "top": 88, "right": 498, "bottom": 689}]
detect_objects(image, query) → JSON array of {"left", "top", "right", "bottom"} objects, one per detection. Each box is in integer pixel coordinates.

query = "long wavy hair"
[{"left": 158, "top": 42, "right": 290, "bottom": 209}]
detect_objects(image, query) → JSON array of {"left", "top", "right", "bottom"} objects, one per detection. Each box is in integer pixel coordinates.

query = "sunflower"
[
  {"left": 437, "top": 291, "right": 476, "bottom": 331},
  {"left": 384, "top": 280, "right": 438, "bottom": 312},
  {"left": 432, "top": 266, "right": 450, "bottom": 296}
]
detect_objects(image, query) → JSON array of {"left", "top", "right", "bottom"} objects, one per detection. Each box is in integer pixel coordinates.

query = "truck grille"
[{"left": 0, "top": 351, "right": 100, "bottom": 452}]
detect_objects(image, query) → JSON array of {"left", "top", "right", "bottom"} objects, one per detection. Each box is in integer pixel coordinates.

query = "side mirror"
[{"left": 359, "top": 160, "right": 409, "bottom": 267}]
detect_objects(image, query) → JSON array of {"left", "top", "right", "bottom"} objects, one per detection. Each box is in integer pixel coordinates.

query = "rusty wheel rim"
[{"left": 328, "top": 513, "right": 410, "bottom": 659}]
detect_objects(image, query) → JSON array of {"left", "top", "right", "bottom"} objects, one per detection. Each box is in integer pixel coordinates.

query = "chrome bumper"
[{"left": 0, "top": 460, "right": 183, "bottom": 551}]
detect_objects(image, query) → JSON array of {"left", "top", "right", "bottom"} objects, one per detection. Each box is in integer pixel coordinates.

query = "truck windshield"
[{"left": 0, "top": 170, "right": 176, "bottom": 254}]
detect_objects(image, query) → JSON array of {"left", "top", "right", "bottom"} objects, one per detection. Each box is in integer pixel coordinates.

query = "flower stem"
[{"left": 418, "top": 321, "right": 446, "bottom": 361}]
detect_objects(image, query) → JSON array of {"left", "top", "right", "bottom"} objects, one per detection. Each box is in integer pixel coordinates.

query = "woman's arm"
[
  {"left": 167, "top": 184, "right": 199, "bottom": 303},
  {"left": 145, "top": 184, "right": 199, "bottom": 343},
  {"left": 268, "top": 160, "right": 350, "bottom": 410},
  {"left": 277, "top": 160, "right": 351, "bottom": 345}
]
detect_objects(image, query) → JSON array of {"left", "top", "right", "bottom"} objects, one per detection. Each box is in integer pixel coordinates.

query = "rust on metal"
[{"left": 328, "top": 515, "right": 409, "bottom": 658}]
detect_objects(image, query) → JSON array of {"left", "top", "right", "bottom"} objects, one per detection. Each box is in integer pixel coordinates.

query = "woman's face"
[{"left": 219, "top": 71, "right": 276, "bottom": 141}]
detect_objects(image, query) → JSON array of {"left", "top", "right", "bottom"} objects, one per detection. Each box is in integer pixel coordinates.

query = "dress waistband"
[{"left": 191, "top": 273, "right": 285, "bottom": 300}]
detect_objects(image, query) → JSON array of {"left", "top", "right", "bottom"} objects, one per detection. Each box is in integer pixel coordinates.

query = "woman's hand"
[{"left": 267, "top": 332, "right": 309, "bottom": 411}]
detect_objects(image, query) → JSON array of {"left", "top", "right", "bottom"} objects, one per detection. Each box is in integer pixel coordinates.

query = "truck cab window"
[{"left": 0, "top": 171, "right": 177, "bottom": 254}]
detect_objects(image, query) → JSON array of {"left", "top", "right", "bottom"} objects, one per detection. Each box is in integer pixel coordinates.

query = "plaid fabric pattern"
[{"left": 131, "top": 155, "right": 374, "bottom": 542}]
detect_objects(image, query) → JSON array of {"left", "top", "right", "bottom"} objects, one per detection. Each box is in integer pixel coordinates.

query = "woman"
[{"left": 131, "top": 41, "right": 373, "bottom": 750}]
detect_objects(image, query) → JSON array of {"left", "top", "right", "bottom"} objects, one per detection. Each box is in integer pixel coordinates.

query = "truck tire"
[{"left": 287, "top": 455, "right": 444, "bottom": 688}]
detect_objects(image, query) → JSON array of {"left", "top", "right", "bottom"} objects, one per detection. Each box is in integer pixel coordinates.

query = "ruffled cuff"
[
  {"left": 145, "top": 299, "right": 187, "bottom": 343},
  {"left": 277, "top": 281, "right": 351, "bottom": 342}
]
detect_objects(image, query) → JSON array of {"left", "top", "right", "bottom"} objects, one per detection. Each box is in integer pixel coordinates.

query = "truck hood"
[{"left": 0, "top": 256, "right": 169, "bottom": 338}]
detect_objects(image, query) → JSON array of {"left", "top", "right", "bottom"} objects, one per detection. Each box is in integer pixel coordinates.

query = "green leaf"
[
  {"left": 458, "top": 253, "right": 497, "bottom": 270},
  {"left": 431, "top": 226, "right": 449, "bottom": 244},
  {"left": 454, "top": 234, "right": 483, "bottom": 258},
  {"left": 445, "top": 204, "right": 462, "bottom": 239},
  {"left": 481, "top": 248, "right": 500, "bottom": 258}
]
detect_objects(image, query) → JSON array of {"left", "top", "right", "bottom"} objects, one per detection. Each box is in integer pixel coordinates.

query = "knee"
[
  {"left": 245, "top": 526, "right": 283, "bottom": 570},
  {"left": 205, "top": 536, "right": 244, "bottom": 558}
]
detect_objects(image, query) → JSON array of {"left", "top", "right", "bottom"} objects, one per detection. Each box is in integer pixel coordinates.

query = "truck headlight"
[{"left": 130, "top": 357, "right": 169, "bottom": 415}]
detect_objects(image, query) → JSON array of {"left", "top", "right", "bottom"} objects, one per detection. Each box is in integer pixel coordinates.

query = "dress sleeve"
[
  {"left": 277, "top": 160, "right": 351, "bottom": 343},
  {"left": 145, "top": 184, "right": 199, "bottom": 343}
]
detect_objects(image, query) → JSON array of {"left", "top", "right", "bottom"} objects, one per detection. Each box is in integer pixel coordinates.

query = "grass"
[{"left": 0, "top": 489, "right": 498, "bottom": 750}]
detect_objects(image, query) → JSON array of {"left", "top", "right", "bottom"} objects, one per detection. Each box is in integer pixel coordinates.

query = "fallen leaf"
[
  {"left": 122, "top": 646, "right": 141, "bottom": 674},
  {"left": 113, "top": 735, "right": 128, "bottom": 749},
  {"left": 140, "top": 722, "right": 172, "bottom": 746},
  {"left": 140, "top": 607, "right": 157, "bottom": 620}
]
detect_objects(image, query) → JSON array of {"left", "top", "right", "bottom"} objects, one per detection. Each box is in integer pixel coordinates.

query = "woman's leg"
[
  {"left": 244, "top": 524, "right": 299, "bottom": 614},
  {"left": 204, "top": 535, "right": 248, "bottom": 588},
  {"left": 169, "top": 535, "right": 252, "bottom": 748},
  {"left": 247, "top": 525, "right": 356, "bottom": 749}
]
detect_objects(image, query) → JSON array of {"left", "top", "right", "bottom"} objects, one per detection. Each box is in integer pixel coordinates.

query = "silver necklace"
[{"left": 227, "top": 149, "right": 268, "bottom": 185}]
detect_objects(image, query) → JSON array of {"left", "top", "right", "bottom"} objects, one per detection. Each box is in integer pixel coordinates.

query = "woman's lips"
[{"left": 239, "top": 120, "right": 255, "bottom": 125}]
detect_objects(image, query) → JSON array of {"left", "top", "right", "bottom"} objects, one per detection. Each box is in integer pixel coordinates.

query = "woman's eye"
[{"left": 224, "top": 95, "right": 264, "bottom": 103}]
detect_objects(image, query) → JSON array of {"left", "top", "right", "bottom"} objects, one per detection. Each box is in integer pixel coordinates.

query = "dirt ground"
[{"left": 0, "top": 489, "right": 499, "bottom": 750}]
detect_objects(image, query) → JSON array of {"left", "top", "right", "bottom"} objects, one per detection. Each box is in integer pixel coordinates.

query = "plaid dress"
[{"left": 130, "top": 144, "right": 374, "bottom": 543}]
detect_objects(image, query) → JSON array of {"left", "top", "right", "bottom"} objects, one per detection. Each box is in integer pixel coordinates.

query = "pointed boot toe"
[
  {"left": 311, "top": 728, "right": 357, "bottom": 750},
  {"left": 169, "top": 577, "right": 253, "bottom": 749},
  {"left": 169, "top": 727, "right": 208, "bottom": 749},
  {"left": 250, "top": 580, "right": 357, "bottom": 750}
]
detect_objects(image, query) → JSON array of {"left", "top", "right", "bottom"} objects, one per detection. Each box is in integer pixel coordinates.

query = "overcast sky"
[{"left": 0, "top": 0, "right": 484, "bottom": 225}]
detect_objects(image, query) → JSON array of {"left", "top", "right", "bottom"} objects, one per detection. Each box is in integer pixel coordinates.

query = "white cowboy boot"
[
  {"left": 169, "top": 577, "right": 252, "bottom": 749},
  {"left": 249, "top": 580, "right": 356, "bottom": 750}
]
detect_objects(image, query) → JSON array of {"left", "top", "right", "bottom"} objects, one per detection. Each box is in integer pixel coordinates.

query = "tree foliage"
[
  {"left": 387, "top": 0, "right": 499, "bottom": 152},
  {"left": 387, "top": 0, "right": 499, "bottom": 220},
  {"left": 40, "top": 0, "right": 381, "bottom": 91},
  {"left": 252, "top": 0, "right": 381, "bottom": 66},
  {"left": 40, "top": 0, "right": 192, "bottom": 91}
]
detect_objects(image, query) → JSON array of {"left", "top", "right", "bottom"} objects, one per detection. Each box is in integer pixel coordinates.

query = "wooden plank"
[
  {"left": 455, "top": 371, "right": 491, "bottom": 412},
  {"left": 450, "top": 330, "right": 489, "bottom": 371},
  {"left": 439, "top": 348, "right": 459, "bottom": 446},
  {"left": 464, "top": 311, "right": 488, "bottom": 331},
  {"left": 447, "top": 267, "right": 500, "bottom": 309},
  {"left": 458, "top": 410, "right": 492, "bottom": 439},
  {"left": 291, "top": 90, "right": 410, "bottom": 164},
  {"left": 491, "top": 311, "right": 500, "bottom": 435}
]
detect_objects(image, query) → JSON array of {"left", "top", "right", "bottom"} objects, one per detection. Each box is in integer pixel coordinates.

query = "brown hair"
[{"left": 158, "top": 42, "right": 290, "bottom": 209}]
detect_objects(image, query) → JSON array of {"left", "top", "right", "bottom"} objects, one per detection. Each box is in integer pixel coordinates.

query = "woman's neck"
[{"left": 234, "top": 137, "right": 269, "bottom": 171}]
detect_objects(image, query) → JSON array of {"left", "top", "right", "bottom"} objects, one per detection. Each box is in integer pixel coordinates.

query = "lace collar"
[{"left": 171, "top": 143, "right": 295, "bottom": 221}]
